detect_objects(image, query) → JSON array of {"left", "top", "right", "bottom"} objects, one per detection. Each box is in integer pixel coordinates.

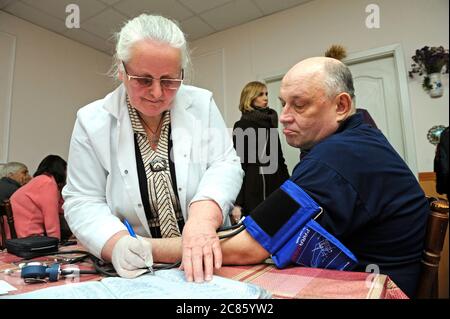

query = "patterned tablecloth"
[
  {"left": 0, "top": 245, "right": 103, "bottom": 295},
  {"left": 0, "top": 247, "right": 407, "bottom": 299},
  {"left": 215, "top": 264, "right": 408, "bottom": 299}
]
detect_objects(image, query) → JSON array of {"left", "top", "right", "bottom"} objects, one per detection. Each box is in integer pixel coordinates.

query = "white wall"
[
  {"left": 189, "top": 0, "right": 449, "bottom": 172},
  {"left": 0, "top": 11, "right": 114, "bottom": 173},
  {"left": 0, "top": 29, "right": 15, "bottom": 164}
]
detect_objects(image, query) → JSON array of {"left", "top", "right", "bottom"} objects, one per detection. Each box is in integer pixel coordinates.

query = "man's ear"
[
  {"left": 118, "top": 69, "right": 124, "bottom": 81},
  {"left": 335, "top": 93, "right": 353, "bottom": 122}
]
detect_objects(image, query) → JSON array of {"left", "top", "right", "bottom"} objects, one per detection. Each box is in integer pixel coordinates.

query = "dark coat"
[
  {"left": 0, "top": 177, "right": 21, "bottom": 202},
  {"left": 434, "top": 126, "right": 449, "bottom": 196},
  {"left": 232, "top": 108, "right": 289, "bottom": 215}
]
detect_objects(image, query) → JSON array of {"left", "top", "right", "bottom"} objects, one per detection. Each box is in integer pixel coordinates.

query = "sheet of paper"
[
  {"left": 2, "top": 281, "right": 115, "bottom": 299},
  {"left": 2, "top": 269, "right": 271, "bottom": 299},
  {"left": 0, "top": 280, "right": 17, "bottom": 295},
  {"left": 102, "top": 269, "right": 272, "bottom": 299}
]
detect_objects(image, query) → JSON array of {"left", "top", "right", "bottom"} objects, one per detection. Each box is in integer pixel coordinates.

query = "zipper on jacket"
[
  {"left": 259, "top": 129, "right": 269, "bottom": 200},
  {"left": 260, "top": 166, "right": 266, "bottom": 200}
]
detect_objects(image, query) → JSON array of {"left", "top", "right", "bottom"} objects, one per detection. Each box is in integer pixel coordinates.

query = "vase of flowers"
[
  {"left": 428, "top": 72, "right": 443, "bottom": 98},
  {"left": 409, "top": 46, "right": 449, "bottom": 98}
]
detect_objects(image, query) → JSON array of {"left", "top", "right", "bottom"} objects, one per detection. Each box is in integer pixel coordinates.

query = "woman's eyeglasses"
[{"left": 122, "top": 62, "right": 183, "bottom": 90}]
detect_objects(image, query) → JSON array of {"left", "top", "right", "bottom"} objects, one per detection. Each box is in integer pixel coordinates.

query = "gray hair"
[
  {"left": 3, "top": 162, "right": 27, "bottom": 177},
  {"left": 111, "top": 14, "right": 190, "bottom": 79},
  {"left": 323, "top": 60, "right": 355, "bottom": 107}
]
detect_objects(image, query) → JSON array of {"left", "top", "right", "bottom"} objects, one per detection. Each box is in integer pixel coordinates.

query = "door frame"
[
  {"left": 259, "top": 43, "right": 418, "bottom": 176},
  {"left": 343, "top": 44, "right": 418, "bottom": 176},
  {"left": 0, "top": 31, "right": 16, "bottom": 163}
]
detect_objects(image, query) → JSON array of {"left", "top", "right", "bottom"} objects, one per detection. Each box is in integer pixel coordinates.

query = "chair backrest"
[
  {"left": 416, "top": 197, "right": 449, "bottom": 298},
  {"left": 0, "top": 199, "right": 17, "bottom": 249}
]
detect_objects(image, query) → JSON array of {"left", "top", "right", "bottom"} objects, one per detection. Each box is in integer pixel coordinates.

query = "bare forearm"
[
  {"left": 220, "top": 230, "right": 269, "bottom": 265},
  {"left": 151, "top": 237, "right": 183, "bottom": 263},
  {"left": 151, "top": 230, "right": 269, "bottom": 265}
]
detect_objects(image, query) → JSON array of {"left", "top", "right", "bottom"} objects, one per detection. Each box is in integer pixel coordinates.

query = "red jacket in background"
[{"left": 10, "top": 174, "right": 63, "bottom": 239}]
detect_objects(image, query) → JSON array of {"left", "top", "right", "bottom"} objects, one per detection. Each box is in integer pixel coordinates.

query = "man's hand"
[
  {"left": 182, "top": 200, "right": 223, "bottom": 282},
  {"left": 111, "top": 235, "right": 153, "bottom": 278}
]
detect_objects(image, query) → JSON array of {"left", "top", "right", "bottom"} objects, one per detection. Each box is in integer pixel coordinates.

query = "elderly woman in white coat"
[{"left": 62, "top": 14, "right": 243, "bottom": 282}]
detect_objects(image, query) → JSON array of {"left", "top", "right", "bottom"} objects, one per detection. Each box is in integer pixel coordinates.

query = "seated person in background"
[
  {"left": 147, "top": 57, "right": 429, "bottom": 298},
  {"left": 0, "top": 162, "right": 31, "bottom": 202},
  {"left": 11, "top": 155, "right": 69, "bottom": 241},
  {"left": 231, "top": 81, "right": 289, "bottom": 224}
]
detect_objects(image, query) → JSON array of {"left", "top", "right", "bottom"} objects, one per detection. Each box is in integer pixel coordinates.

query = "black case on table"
[{"left": 6, "top": 236, "right": 59, "bottom": 259}]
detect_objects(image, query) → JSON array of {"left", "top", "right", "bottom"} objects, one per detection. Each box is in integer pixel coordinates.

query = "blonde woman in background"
[{"left": 231, "top": 81, "right": 289, "bottom": 223}]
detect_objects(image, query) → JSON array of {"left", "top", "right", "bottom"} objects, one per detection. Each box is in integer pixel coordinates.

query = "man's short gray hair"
[
  {"left": 323, "top": 60, "right": 355, "bottom": 102},
  {"left": 3, "top": 162, "right": 27, "bottom": 177},
  {"left": 111, "top": 14, "right": 190, "bottom": 79}
]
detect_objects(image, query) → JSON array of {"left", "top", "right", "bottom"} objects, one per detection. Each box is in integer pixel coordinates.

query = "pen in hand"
[
  {"left": 123, "top": 218, "right": 137, "bottom": 238},
  {"left": 123, "top": 218, "right": 154, "bottom": 274}
]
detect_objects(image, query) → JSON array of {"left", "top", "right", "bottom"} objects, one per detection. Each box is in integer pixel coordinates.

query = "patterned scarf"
[{"left": 127, "top": 100, "right": 182, "bottom": 238}]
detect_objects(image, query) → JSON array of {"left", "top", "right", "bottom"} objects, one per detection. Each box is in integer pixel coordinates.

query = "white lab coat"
[{"left": 62, "top": 84, "right": 243, "bottom": 258}]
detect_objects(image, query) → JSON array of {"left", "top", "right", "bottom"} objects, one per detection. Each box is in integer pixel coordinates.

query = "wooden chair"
[
  {"left": 416, "top": 197, "right": 449, "bottom": 298},
  {"left": 0, "top": 199, "right": 17, "bottom": 250}
]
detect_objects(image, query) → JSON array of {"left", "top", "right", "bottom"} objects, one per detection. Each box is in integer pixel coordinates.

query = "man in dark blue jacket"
[{"left": 275, "top": 57, "right": 428, "bottom": 298}]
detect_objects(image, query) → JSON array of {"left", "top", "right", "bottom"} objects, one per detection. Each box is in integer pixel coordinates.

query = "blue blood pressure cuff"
[{"left": 242, "top": 180, "right": 358, "bottom": 270}]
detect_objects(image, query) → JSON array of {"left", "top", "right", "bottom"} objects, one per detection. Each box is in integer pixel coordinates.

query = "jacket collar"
[
  {"left": 102, "top": 84, "right": 126, "bottom": 119},
  {"left": 301, "top": 113, "right": 363, "bottom": 155},
  {"left": 0, "top": 177, "right": 21, "bottom": 188},
  {"left": 335, "top": 112, "right": 363, "bottom": 134}
]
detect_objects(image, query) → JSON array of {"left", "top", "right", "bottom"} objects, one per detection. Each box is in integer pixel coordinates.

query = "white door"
[
  {"left": 347, "top": 56, "right": 406, "bottom": 160},
  {"left": 266, "top": 55, "right": 408, "bottom": 174}
]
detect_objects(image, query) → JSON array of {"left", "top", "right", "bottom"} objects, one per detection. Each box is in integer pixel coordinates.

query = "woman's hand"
[
  {"left": 111, "top": 235, "right": 153, "bottom": 278},
  {"left": 181, "top": 200, "right": 223, "bottom": 282}
]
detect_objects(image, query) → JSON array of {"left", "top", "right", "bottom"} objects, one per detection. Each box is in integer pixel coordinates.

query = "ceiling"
[{"left": 0, "top": 0, "right": 313, "bottom": 55}]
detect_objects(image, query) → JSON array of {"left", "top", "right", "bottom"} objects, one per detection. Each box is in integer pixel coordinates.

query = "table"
[
  {"left": 0, "top": 247, "right": 407, "bottom": 299},
  {"left": 0, "top": 245, "right": 103, "bottom": 295},
  {"left": 215, "top": 264, "right": 407, "bottom": 299}
]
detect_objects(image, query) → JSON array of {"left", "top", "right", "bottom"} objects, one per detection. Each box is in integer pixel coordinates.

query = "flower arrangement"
[{"left": 409, "top": 46, "right": 449, "bottom": 91}]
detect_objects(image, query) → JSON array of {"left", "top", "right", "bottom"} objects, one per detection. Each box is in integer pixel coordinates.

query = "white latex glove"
[{"left": 111, "top": 235, "right": 153, "bottom": 279}]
